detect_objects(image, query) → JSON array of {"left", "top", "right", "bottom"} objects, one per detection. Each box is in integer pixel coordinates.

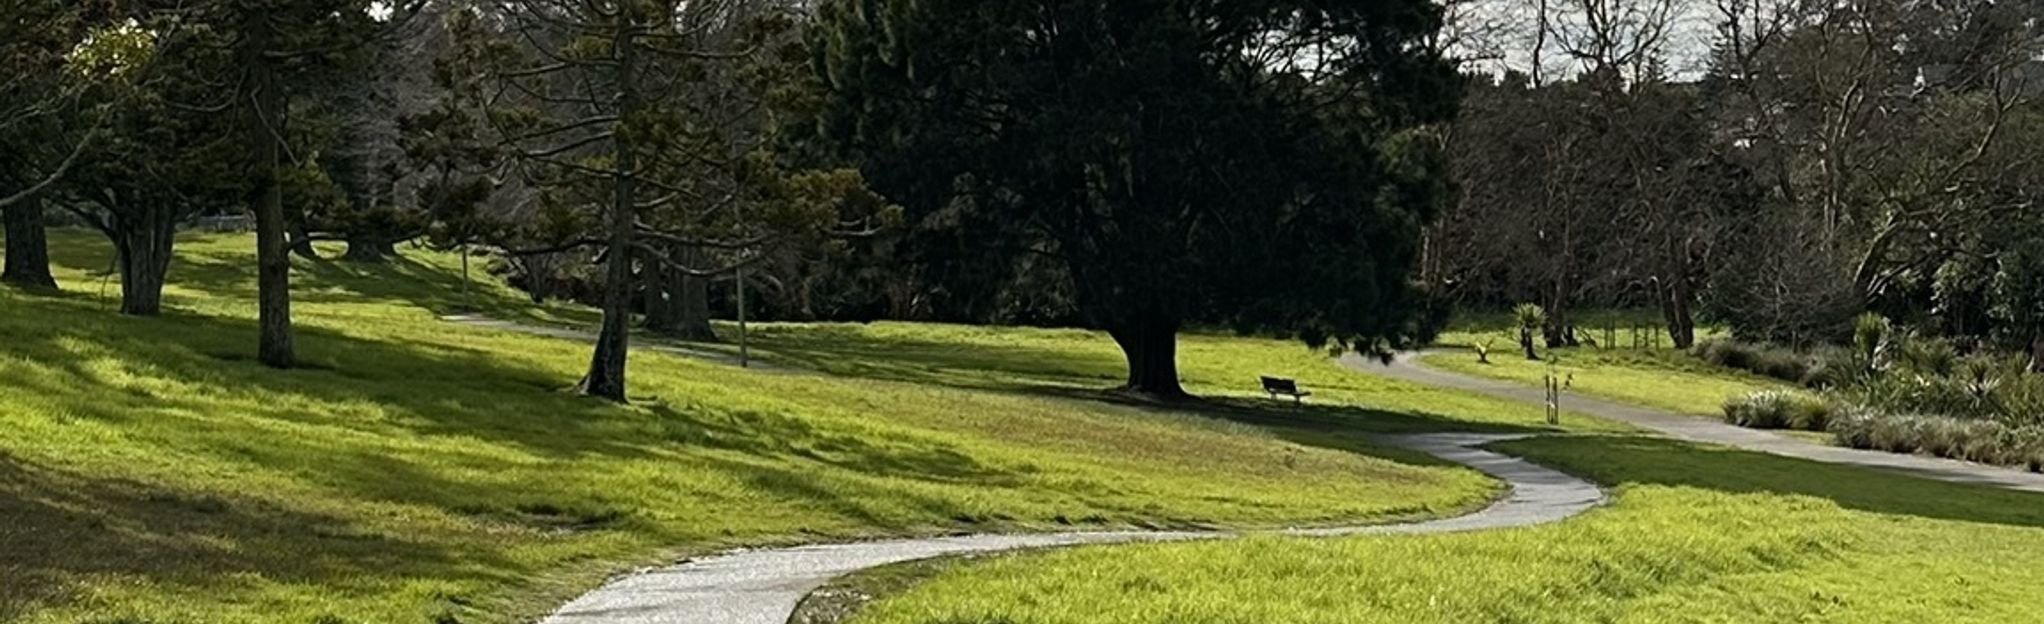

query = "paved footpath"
[
  {"left": 539, "top": 433, "right": 1604, "bottom": 624},
  {"left": 1340, "top": 352, "right": 2044, "bottom": 495}
]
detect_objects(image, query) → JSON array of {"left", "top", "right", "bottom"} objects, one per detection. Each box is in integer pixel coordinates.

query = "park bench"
[{"left": 1260, "top": 376, "right": 1310, "bottom": 404}]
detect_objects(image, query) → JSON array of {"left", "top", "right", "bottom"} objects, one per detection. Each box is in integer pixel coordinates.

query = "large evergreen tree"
[{"left": 812, "top": 0, "right": 1460, "bottom": 398}]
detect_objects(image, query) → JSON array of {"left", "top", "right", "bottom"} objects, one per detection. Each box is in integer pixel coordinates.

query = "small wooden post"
[
  {"left": 736, "top": 265, "right": 749, "bottom": 368},
  {"left": 460, "top": 243, "right": 471, "bottom": 310},
  {"left": 1542, "top": 362, "right": 1559, "bottom": 425}
]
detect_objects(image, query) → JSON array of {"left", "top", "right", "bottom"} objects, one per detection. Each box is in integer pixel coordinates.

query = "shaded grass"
[
  {"left": 843, "top": 435, "right": 2044, "bottom": 624},
  {"left": 0, "top": 229, "right": 1587, "bottom": 623}
]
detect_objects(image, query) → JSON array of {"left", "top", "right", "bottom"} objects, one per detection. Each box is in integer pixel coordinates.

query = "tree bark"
[
  {"left": 1659, "top": 277, "right": 1696, "bottom": 350},
  {"left": 341, "top": 236, "right": 398, "bottom": 262},
  {"left": 111, "top": 208, "right": 175, "bottom": 316},
  {"left": 642, "top": 247, "right": 673, "bottom": 333},
  {"left": 1107, "top": 315, "right": 1187, "bottom": 400},
  {"left": 2, "top": 195, "right": 58, "bottom": 290},
  {"left": 242, "top": 12, "right": 294, "bottom": 369},
  {"left": 575, "top": 14, "right": 639, "bottom": 402},
  {"left": 287, "top": 218, "right": 319, "bottom": 260},
  {"left": 672, "top": 245, "right": 717, "bottom": 342},
  {"left": 2030, "top": 337, "right": 2044, "bottom": 375}
]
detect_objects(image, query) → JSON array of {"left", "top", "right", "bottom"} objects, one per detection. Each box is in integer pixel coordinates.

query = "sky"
[{"left": 1448, "top": 0, "right": 1723, "bottom": 81}]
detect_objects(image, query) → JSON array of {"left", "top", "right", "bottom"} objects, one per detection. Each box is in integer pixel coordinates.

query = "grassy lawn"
[
  {"left": 839, "top": 434, "right": 2044, "bottom": 624},
  {"left": 1421, "top": 347, "right": 1797, "bottom": 417},
  {"left": 1430, "top": 308, "right": 1731, "bottom": 350},
  {"left": 1423, "top": 310, "right": 1794, "bottom": 417},
  {"left": 0, "top": 229, "right": 1609, "bottom": 623}
]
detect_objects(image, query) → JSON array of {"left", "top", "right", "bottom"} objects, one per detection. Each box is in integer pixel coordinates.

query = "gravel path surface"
[
  {"left": 1341, "top": 352, "right": 2044, "bottom": 494},
  {"left": 538, "top": 433, "right": 1604, "bottom": 624}
]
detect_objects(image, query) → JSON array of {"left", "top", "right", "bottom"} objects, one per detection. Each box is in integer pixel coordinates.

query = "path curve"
[
  {"left": 539, "top": 433, "right": 1603, "bottom": 624},
  {"left": 1341, "top": 352, "right": 2044, "bottom": 494}
]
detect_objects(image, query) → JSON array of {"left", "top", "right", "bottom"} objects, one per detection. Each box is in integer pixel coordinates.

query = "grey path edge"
[
  {"left": 1342, "top": 351, "right": 2044, "bottom": 494},
  {"left": 538, "top": 433, "right": 1604, "bottom": 624}
]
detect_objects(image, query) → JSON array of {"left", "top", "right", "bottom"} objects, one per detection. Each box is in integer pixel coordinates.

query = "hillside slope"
[{"left": 0, "top": 230, "right": 1573, "bottom": 623}]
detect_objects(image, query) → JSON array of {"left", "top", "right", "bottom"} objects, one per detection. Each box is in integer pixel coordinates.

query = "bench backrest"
[{"left": 1260, "top": 376, "right": 1297, "bottom": 393}]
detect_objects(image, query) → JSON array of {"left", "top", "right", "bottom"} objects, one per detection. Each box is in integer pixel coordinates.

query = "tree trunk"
[
  {"left": 1544, "top": 303, "right": 1576, "bottom": 348},
  {"left": 341, "top": 236, "right": 398, "bottom": 262},
  {"left": 2, "top": 195, "right": 57, "bottom": 290},
  {"left": 1659, "top": 277, "right": 1696, "bottom": 350},
  {"left": 1107, "top": 316, "right": 1187, "bottom": 400},
  {"left": 111, "top": 208, "right": 175, "bottom": 316},
  {"left": 1520, "top": 327, "right": 1539, "bottom": 360},
  {"left": 242, "top": 13, "right": 293, "bottom": 369},
  {"left": 642, "top": 248, "right": 673, "bottom": 333},
  {"left": 672, "top": 246, "right": 717, "bottom": 342},
  {"left": 2030, "top": 338, "right": 2044, "bottom": 374},
  {"left": 1544, "top": 278, "right": 1576, "bottom": 348},
  {"left": 576, "top": 15, "right": 638, "bottom": 402}
]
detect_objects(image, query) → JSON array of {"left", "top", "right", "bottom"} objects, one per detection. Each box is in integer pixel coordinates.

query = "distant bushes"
[
  {"left": 1721, "top": 390, "right": 1835, "bottom": 431},
  {"left": 1694, "top": 340, "right": 1812, "bottom": 384},
  {"left": 1706, "top": 314, "right": 2044, "bottom": 472},
  {"left": 1828, "top": 408, "right": 2044, "bottom": 471}
]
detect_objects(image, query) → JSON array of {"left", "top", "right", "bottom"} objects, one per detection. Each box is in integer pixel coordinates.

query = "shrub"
[
  {"left": 1722, "top": 390, "right": 1833, "bottom": 431},
  {"left": 1849, "top": 375, "right": 1983, "bottom": 419},
  {"left": 1472, "top": 337, "right": 1495, "bottom": 364},
  {"left": 1694, "top": 339, "right": 1753, "bottom": 370},
  {"left": 1996, "top": 369, "right": 2044, "bottom": 428},
  {"left": 1693, "top": 339, "right": 1812, "bottom": 384},
  {"left": 1802, "top": 346, "right": 1862, "bottom": 389},
  {"left": 1898, "top": 335, "right": 1959, "bottom": 378},
  {"left": 1512, "top": 303, "right": 1546, "bottom": 360},
  {"left": 1825, "top": 406, "right": 2044, "bottom": 471},
  {"left": 1854, "top": 312, "right": 1894, "bottom": 370}
]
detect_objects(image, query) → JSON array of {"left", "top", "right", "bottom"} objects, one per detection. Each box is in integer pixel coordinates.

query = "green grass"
[
  {"left": 0, "top": 229, "right": 1610, "bottom": 623},
  {"left": 1431, "top": 308, "right": 1730, "bottom": 350},
  {"left": 1424, "top": 309, "right": 1783, "bottom": 417},
  {"left": 841, "top": 434, "right": 2044, "bottom": 624},
  {"left": 1421, "top": 346, "right": 1797, "bottom": 417}
]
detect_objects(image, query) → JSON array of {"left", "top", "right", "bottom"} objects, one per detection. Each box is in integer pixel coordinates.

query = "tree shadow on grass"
[
  {"left": 1, "top": 283, "right": 1050, "bottom": 522},
  {"left": 1015, "top": 387, "right": 1555, "bottom": 471},
  {"left": 5, "top": 309, "right": 655, "bottom": 463},
  {"left": 43, "top": 229, "right": 541, "bottom": 320},
  {"left": 714, "top": 324, "right": 1560, "bottom": 438},
  {"left": 726, "top": 323, "right": 1128, "bottom": 392},
  {"left": 1499, "top": 435, "right": 2044, "bottom": 529},
  {"left": 0, "top": 451, "right": 494, "bottom": 622},
  {"left": 642, "top": 402, "right": 1026, "bottom": 488}
]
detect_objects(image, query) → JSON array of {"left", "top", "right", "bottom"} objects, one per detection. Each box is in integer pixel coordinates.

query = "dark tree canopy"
[{"left": 812, "top": 0, "right": 1461, "bottom": 398}]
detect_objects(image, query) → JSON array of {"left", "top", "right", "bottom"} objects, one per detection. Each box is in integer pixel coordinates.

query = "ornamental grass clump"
[
  {"left": 1722, "top": 390, "right": 1833, "bottom": 431},
  {"left": 1825, "top": 407, "right": 2044, "bottom": 472}
]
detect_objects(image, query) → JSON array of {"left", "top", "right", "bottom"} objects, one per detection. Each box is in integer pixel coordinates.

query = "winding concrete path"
[
  {"left": 1340, "top": 352, "right": 2044, "bottom": 494},
  {"left": 539, "top": 433, "right": 1604, "bottom": 624}
]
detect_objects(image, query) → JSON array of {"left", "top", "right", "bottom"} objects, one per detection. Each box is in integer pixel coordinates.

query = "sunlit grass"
[
  {"left": 845, "top": 435, "right": 2044, "bottom": 624},
  {"left": 1421, "top": 346, "right": 1797, "bottom": 417},
  {"left": 0, "top": 229, "right": 1594, "bottom": 623}
]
